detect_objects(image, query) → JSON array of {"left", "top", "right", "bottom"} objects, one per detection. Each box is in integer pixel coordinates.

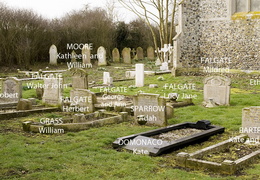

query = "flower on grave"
[{"left": 157, "top": 76, "right": 165, "bottom": 81}]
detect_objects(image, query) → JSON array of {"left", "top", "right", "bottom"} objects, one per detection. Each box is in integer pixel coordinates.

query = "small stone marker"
[
  {"left": 97, "top": 46, "right": 107, "bottom": 66},
  {"left": 135, "top": 64, "right": 144, "bottom": 87},
  {"left": 17, "top": 99, "right": 32, "bottom": 110},
  {"left": 103, "top": 72, "right": 113, "bottom": 85},
  {"left": 136, "top": 47, "right": 144, "bottom": 60},
  {"left": 147, "top": 46, "right": 155, "bottom": 60},
  {"left": 122, "top": 47, "right": 131, "bottom": 64},
  {"left": 242, "top": 106, "right": 260, "bottom": 139},
  {"left": 133, "top": 93, "right": 167, "bottom": 126},
  {"left": 160, "top": 62, "right": 169, "bottom": 71},
  {"left": 112, "top": 48, "right": 120, "bottom": 62},
  {"left": 203, "top": 76, "right": 231, "bottom": 106},
  {"left": 49, "top": 44, "right": 58, "bottom": 65}
]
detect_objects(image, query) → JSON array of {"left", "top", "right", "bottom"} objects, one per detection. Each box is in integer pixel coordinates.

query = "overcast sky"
[{"left": 0, "top": 0, "right": 137, "bottom": 22}]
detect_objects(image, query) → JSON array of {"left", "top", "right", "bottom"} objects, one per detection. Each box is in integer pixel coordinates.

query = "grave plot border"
[
  {"left": 0, "top": 107, "right": 59, "bottom": 120},
  {"left": 176, "top": 135, "right": 260, "bottom": 175},
  {"left": 22, "top": 111, "right": 128, "bottom": 133},
  {"left": 113, "top": 120, "right": 225, "bottom": 156}
]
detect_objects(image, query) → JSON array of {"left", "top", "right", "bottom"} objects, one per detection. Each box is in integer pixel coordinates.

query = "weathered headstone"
[
  {"left": 125, "top": 71, "right": 136, "bottom": 79},
  {"left": 122, "top": 48, "right": 131, "bottom": 64},
  {"left": 135, "top": 64, "right": 144, "bottom": 87},
  {"left": 1, "top": 77, "right": 22, "bottom": 103},
  {"left": 242, "top": 106, "right": 260, "bottom": 139},
  {"left": 71, "top": 68, "right": 88, "bottom": 89},
  {"left": 71, "top": 50, "right": 77, "bottom": 62},
  {"left": 203, "top": 76, "right": 231, "bottom": 106},
  {"left": 49, "top": 44, "right": 58, "bottom": 65},
  {"left": 42, "top": 77, "right": 63, "bottom": 106},
  {"left": 82, "top": 44, "right": 91, "bottom": 65},
  {"left": 136, "top": 47, "right": 144, "bottom": 60},
  {"left": 147, "top": 46, "right": 155, "bottom": 60},
  {"left": 97, "top": 46, "right": 107, "bottom": 66},
  {"left": 133, "top": 93, "right": 167, "bottom": 126},
  {"left": 17, "top": 99, "right": 32, "bottom": 110},
  {"left": 112, "top": 48, "right": 120, "bottom": 62},
  {"left": 70, "top": 89, "right": 96, "bottom": 113},
  {"left": 36, "top": 88, "right": 44, "bottom": 100}
]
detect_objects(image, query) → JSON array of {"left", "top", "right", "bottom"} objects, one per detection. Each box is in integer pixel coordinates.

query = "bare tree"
[{"left": 118, "top": 0, "right": 178, "bottom": 54}]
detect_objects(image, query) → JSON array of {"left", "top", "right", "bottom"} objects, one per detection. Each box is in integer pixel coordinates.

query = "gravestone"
[
  {"left": 103, "top": 72, "right": 113, "bottom": 85},
  {"left": 71, "top": 50, "right": 77, "bottom": 62},
  {"left": 133, "top": 93, "right": 167, "bottom": 126},
  {"left": 112, "top": 48, "right": 120, "bottom": 62},
  {"left": 160, "top": 62, "right": 169, "bottom": 71},
  {"left": 82, "top": 44, "right": 91, "bottom": 65},
  {"left": 155, "top": 57, "right": 162, "bottom": 66},
  {"left": 49, "top": 44, "right": 58, "bottom": 65},
  {"left": 242, "top": 106, "right": 260, "bottom": 139},
  {"left": 147, "top": 46, "right": 155, "bottom": 60},
  {"left": 70, "top": 89, "right": 96, "bottom": 113},
  {"left": 17, "top": 99, "right": 32, "bottom": 110},
  {"left": 125, "top": 71, "right": 136, "bottom": 79},
  {"left": 42, "top": 77, "right": 63, "bottom": 106},
  {"left": 136, "top": 47, "right": 144, "bottom": 60},
  {"left": 97, "top": 46, "right": 107, "bottom": 66},
  {"left": 1, "top": 77, "right": 22, "bottom": 103},
  {"left": 71, "top": 68, "right": 88, "bottom": 89},
  {"left": 135, "top": 64, "right": 144, "bottom": 87},
  {"left": 122, "top": 48, "right": 131, "bottom": 64},
  {"left": 203, "top": 76, "right": 231, "bottom": 106}
]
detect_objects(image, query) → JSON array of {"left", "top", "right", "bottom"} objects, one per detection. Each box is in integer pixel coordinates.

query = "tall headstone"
[
  {"left": 242, "top": 106, "right": 260, "bottom": 139},
  {"left": 112, "top": 48, "right": 120, "bottom": 62},
  {"left": 71, "top": 50, "right": 77, "bottom": 62},
  {"left": 49, "top": 44, "right": 58, "bottom": 65},
  {"left": 42, "top": 77, "right": 63, "bottom": 106},
  {"left": 133, "top": 93, "right": 167, "bottom": 126},
  {"left": 97, "top": 46, "right": 107, "bottom": 66},
  {"left": 203, "top": 76, "right": 231, "bottom": 106},
  {"left": 135, "top": 64, "right": 144, "bottom": 87},
  {"left": 1, "top": 77, "right": 22, "bottom": 103},
  {"left": 136, "top": 47, "right": 144, "bottom": 60},
  {"left": 71, "top": 68, "right": 88, "bottom": 89},
  {"left": 122, "top": 47, "right": 131, "bottom": 64},
  {"left": 147, "top": 46, "right": 154, "bottom": 60},
  {"left": 82, "top": 44, "right": 91, "bottom": 65}
]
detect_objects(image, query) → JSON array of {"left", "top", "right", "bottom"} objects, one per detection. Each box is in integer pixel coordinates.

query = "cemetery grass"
[{"left": 1, "top": 64, "right": 260, "bottom": 180}]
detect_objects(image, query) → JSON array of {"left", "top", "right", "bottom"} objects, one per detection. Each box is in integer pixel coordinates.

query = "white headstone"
[
  {"left": 103, "top": 72, "right": 110, "bottom": 85},
  {"left": 49, "top": 44, "right": 58, "bottom": 65},
  {"left": 160, "top": 62, "right": 169, "bottom": 71},
  {"left": 97, "top": 46, "right": 107, "bottom": 66},
  {"left": 135, "top": 64, "right": 144, "bottom": 87}
]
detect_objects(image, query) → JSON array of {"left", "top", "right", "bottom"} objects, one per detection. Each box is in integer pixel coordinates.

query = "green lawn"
[{"left": 1, "top": 66, "right": 260, "bottom": 179}]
